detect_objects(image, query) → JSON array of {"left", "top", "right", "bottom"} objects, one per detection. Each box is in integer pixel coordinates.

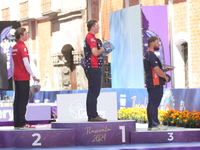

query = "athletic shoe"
[
  {"left": 147, "top": 127, "right": 151, "bottom": 131},
  {"left": 19, "top": 124, "right": 35, "bottom": 129},
  {"left": 148, "top": 125, "right": 167, "bottom": 131},
  {"left": 89, "top": 116, "right": 107, "bottom": 121}
]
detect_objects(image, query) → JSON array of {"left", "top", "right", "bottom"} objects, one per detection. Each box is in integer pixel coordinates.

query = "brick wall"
[
  {"left": 129, "top": 0, "right": 139, "bottom": 6},
  {"left": 141, "top": 0, "right": 168, "bottom": 5},
  {"left": 173, "top": 0, "right": 187, "bottom": 34},
  {"left": 37, "top": 18, "right": 54, "bottom": 89},
  {"left": 30, "top": 21, "right": 37, "bottom": 54},
  {"left": 22, "top": 24, "right": 29, "bottom": 48},
  {"left": 189, "top": 0, "right": 200, "bottom": 87},
  {"left": 91, "top": 0, "right": 99, "bottom": 21},
  {"left": 100, "top": 0, "right": 123, "bottom": 40}
]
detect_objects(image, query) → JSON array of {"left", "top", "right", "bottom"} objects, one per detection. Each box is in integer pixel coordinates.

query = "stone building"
[
  {"left": 0, "top": 0, "right": 200, "bottom": 89},
  {"left": 0, "top": 0, "right": 88, "bottom": 90}
]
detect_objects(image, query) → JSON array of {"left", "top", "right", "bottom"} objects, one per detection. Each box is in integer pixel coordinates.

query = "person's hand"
[
  {"left": 165, "top": 68, "right": 174, "bottom": 72},
  {"left": 103, "top": 60, "right": 108, "bottom": 65},
  {"left": 33, "top": 76, "right": 40, "bottom": 82},
  {"left": 165, "top": 75, "right": 169, "bottom": 83},
  {"left": 97, "top": 39, "right": 103, "bottom": 49}
]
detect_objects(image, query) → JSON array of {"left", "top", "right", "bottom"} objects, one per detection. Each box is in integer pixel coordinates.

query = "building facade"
[
  {"left": 0, "top": 0, "right": 88, "bottom": 90},
  {"left": 0, "top": 0, "right": 200, "bottom": 89}
]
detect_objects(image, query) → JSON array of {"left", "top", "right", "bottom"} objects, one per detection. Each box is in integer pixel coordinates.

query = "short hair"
[
  {"left": 148, "top": 36, "right": 158, "bottom": 47},
  {"left": 14, "top": 27, "right": 26, "bottom": 41},
  {"left": 87, "top": 20, "right": 97, "bottom": 32}
]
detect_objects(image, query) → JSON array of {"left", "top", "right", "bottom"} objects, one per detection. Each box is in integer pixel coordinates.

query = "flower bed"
[
  {"left": 118, "top": 108, "right": 200, "bottom": 128},
  {"left": 118, "top": 108, "right": 148, "bottom": 123}
]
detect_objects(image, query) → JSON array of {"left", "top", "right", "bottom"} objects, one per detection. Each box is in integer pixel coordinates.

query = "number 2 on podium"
[{"left": 32, "top": 133, "right": 42, "bottom": 146}]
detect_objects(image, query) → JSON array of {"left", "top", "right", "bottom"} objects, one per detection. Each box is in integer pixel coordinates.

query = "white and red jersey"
[{"left": 12, "top": 40, "right": 30, "bottom": 81}]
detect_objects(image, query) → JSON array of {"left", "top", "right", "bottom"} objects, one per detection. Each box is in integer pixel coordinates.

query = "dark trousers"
[
  {"left": 13, "top": 81, "right": 29, "bottom": 127},
  {"left": 147, "top": 85, "right": 163, "bottom": 128},
  {"left": 85, "top": 68, "right": 102, "bottom": 119}
]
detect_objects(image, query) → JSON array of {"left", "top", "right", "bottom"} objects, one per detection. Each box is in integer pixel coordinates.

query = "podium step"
[
  {"left": 0, "top": 127, "right": 75, "bottom": 148},
  {"left": 131, "top": 125, "right": 200, "bottom": 143},
  {"left": 1, "top": 123, "right": 200, "bottom": 149},
  {"left": 52, "top": 120, "right": 136, "bottom": 146}
]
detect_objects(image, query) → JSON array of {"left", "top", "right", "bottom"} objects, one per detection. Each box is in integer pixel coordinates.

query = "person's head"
[
  {"left": 14, "top": 27, "right": 29, "bottom": 42},
  {"left": 148, "top": 36, "right": 160, "bottom": 51},
  {"left": 87, "top": 20, "right": 99, "bottom": 34}
]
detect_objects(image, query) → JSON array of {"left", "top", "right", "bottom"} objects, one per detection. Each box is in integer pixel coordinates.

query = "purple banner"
[
  {"left": 142, "top": 6, "right": 171, "bottom": 88},
  {"left": 0, "top": 21, "right": 20, "bottom": 80},
  {"left": 0, "top": 26, "right": 16, "bottom": 79}
]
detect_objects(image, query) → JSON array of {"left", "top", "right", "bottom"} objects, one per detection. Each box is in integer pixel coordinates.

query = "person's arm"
[
  {"left": 23, "top": 57, "right": 40, "bottom": 82},
  {"left": 91, "top": 47, "right": 105, "bottom": 56},
  {"left": 87, "top": 36, "right": 105, "bottom": 56},
  {"left": 154, "top": 66, "right": 169, "bottom": 82}
]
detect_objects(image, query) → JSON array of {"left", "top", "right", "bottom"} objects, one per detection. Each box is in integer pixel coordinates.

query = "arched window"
[{"left": 181, "top": 42, "right": 188, "bottom": 88}]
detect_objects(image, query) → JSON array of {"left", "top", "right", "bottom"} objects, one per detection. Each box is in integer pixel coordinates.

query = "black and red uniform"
[
  {"left": 12, "top": 40, "right": 30, "bottom": 127},
  {"left": 84, "top": 32, "right": 103, "bottom": 120},
  {"left": 143, "top": 50, "right": 163, "bottom": 128}
]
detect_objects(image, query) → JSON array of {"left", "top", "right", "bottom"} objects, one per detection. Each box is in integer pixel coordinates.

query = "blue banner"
[{"left": 2, "top": 88, "right": 200, "bottom": 112}]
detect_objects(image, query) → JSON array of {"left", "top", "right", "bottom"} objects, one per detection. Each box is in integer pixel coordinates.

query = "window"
[
  {"left": 182, "top": 42, "right": 188, "bottom": 88},
  {"left": 42, "top": 0, "right": 51, "bottom": 13},
  {"left": 20, "top": 1, "right": 29, "bottom": 19},
  {"left": 2, "top": 8, "right": 10, "bottom": 21}
]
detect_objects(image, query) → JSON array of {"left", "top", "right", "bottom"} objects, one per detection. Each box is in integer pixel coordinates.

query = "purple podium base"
[
  {"left": 0, "top": 128, "right": 75, "bottom": 148},
  {"left": 131, "top": 126, "right": 200, "bottom": 144},
  {"left": 1, "top": 122, "right": 200, "bottom": 149},
  {"left": 52, "top": 120, "right": 136, "bottom": 146}
]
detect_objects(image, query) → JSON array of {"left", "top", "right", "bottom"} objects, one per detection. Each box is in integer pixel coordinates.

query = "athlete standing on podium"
[
  {"left": 84, "top": 20, "right": 107, "bottom": 121},
  {"left": 143, "top": 36, "right": 174, "bottom": 131},
  {"left": 12, "top": 27, "right": 40, "bottom": 129}
]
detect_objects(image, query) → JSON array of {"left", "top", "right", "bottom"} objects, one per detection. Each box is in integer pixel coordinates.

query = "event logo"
[
  {"left": 69, "top": 99, "right": 87, "bottom": 119},
  {"left": 131, "top": 95, "right": 147, "bottom": 109},
  {"left": 0, "top": 26, "right": 16, "bottom": 79},
  {"left": 68, "top": 99, "right": 106, "bottom": 119}
]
